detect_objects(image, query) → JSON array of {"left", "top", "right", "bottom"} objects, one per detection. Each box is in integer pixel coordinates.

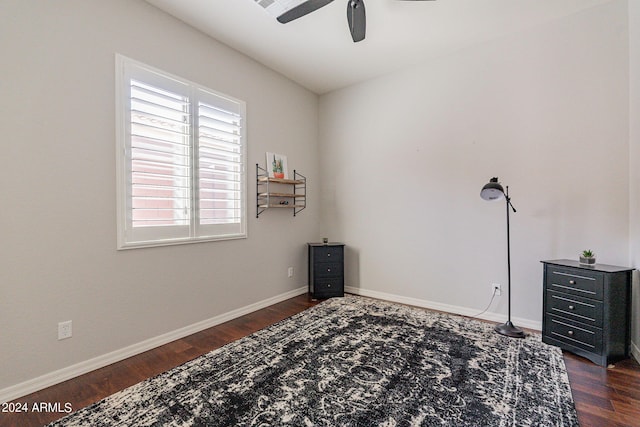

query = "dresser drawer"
[
  {"left": 314, "top": 262, "right": 342, "bottom": 278},
  {"left": 312, "top": 246, "right": 343, "bottom": 263},
  {"left": 546, "top": 290, "right": 603, "bottom": 327},
  {"left": 545, "top": 315, "right": 602, "bottom": 354},
  {"left": 545, "top": 266, "right": 603, "bottom": 300}
]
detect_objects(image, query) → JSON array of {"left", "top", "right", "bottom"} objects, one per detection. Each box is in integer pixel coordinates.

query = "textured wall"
[
  {"left": 0, "top": 0, "right": 320, "bottom": 392},
  {"left": 319, "top": 1, "right": 630, "bottom": 328}
]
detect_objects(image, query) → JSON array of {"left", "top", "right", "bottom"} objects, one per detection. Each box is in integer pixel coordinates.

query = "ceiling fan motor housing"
[{"left": 277, "top": 0, "right": 435, "bottom": 43}]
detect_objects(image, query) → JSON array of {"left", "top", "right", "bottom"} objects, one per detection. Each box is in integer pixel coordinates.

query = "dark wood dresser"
[
  {"left": 541, "top": 259, "right": 633, "bottom": 366},
  {"left": 308, "top": 243, "right": 344, "bottom": 298}
]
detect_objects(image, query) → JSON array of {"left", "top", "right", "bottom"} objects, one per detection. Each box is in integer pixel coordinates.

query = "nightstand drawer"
[
  {"left": 546, "top": 290, "right": 603, "bottom": 327},
  {"left": 546, "top": 267, "right": 603, "bottom": 300},
  {"left": 312, "top": 246, "right": 343, "bottom": 263},
  {"left": 313, "top": 279, "right": 344, "bottom": 297},
  {"left": 314, "top": 262, "right": 342, "bottom": 278},
  {"left": 545, "top": 315, "right": 602, "bottom": 354}
]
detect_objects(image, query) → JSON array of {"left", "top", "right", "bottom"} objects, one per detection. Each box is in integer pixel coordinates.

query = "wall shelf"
[{"left": 256, "top": 163, "right": 306, "bottom": 217}]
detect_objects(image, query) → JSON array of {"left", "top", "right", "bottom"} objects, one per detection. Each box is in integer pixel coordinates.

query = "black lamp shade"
[{"left": 480, "top": 177, "right": 504, "bottom": 201}]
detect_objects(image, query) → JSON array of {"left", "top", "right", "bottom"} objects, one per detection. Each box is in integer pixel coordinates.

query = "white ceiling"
[{"left": 145, "top": 0, "right": 613, "bottom": 94}]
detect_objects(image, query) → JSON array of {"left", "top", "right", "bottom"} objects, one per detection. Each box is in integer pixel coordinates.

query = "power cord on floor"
[{"left": 468, "top": 288, "right": 498, "bottom": 319}]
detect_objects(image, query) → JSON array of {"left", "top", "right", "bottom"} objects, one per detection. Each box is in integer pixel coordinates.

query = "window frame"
[{"left": 115, "top": 54, "right": 247, "bottom": 250}]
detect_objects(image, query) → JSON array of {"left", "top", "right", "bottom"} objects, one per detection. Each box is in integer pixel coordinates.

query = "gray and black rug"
[{"left": 49, "top": 295, "right": 578, "bottom": 426}]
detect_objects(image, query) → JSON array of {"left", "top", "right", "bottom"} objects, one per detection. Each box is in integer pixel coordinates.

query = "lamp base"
[{"left": 494, "top": 321, "right": 525, "bottom": 338}]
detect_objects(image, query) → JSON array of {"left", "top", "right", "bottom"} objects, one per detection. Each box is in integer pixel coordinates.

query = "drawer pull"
[
  {"left": 567, "top": 330, "right": 574, "bottom": 336},
  {"left": 569, "top": 280, "right": 576, "bottom": 285},
  {"left": 568, "top": 305, "right": 575, "bottom": 310},
  {"left": 327, "top": 253, "right": 331, "bottom": 257},
  {"left": 327, "top": 284, "right": 331, "bottom": 287},
  {"left": 327, "top": 268, "right": 331, "bottom": 272}
]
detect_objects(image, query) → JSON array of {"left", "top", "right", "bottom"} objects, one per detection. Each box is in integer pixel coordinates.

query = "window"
[{"left": 116, "top": 55, "right": 247, "bottom": 249}]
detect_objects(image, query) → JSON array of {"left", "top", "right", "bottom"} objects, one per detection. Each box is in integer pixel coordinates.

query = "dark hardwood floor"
[{"left": 1, "top": 294, "right": 639, "bottom": 427}]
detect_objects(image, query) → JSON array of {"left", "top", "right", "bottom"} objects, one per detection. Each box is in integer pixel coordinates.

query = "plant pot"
[{"left": 579, "top": 256, "right": 596, "bottom": 265}]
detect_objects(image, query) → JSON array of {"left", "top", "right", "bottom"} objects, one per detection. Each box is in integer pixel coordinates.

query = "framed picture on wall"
[{"left": 266, "top": 152, "right": 289, "bottom": 179}]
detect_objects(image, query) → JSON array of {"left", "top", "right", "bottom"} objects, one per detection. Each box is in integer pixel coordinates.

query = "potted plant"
[
  {"left": 271, "top": 154, "right": 285, "bottom": 179},
  {"left": 579, "top": 250, "right": 596, "bottom": 265}
]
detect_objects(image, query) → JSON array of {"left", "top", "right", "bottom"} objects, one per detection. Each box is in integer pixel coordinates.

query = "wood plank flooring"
[{"left": 1, "top": 294, "right": 639, "bottom": 427}]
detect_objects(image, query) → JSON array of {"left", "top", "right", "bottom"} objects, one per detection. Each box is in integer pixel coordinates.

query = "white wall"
[
  {"left": 0, "top": 0, "right": 319, "bottom": 394},
  {"left": 319, "top": 1, "right": 630, "bottom": 328},
  {"left": 629, "top": 0, "right": 640, "bottom": 361}
]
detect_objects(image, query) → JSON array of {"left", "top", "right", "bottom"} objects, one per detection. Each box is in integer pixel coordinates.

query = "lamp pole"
[
  {"left": 480, "top": 178, "right": 524, "bottom": 338},
  {"left": 496, "top": 185, "right": 524, "bottom": 338}
]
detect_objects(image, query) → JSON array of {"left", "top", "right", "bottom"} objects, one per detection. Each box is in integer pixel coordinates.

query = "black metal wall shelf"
[{"left": 256, "top": 163, "right": 306, "bottom": 218}]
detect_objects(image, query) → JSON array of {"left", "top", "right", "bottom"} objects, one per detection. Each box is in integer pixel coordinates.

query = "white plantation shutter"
[
  {"left": 196, "top": 94, "right": 244, "bottom": 234},
  {"left": 117, "top": 55, "right": 246, "bottom": 249},
  {"left": 130, "top": 80, "right": 191, "bottom": 229}
]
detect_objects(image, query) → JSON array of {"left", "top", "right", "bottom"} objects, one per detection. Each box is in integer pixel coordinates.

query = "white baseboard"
[
  {"left": 0, "top": 286, "right": 308, "bottom": 404},
  {"left": 345, "top": 286, "right": 542, "bottom": 331}
]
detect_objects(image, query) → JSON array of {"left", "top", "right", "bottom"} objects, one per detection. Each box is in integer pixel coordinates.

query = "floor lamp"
[{"left": 480, "top": 177, "right": 525, "bottom": 338}]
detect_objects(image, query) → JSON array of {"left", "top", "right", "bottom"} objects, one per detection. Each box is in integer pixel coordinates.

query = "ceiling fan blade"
[
  {"left": 347, "top": 0, "right": 366, "bottom": 42},
  {"left": 277, "top": 0, "right": 335, "bottom": 23}
]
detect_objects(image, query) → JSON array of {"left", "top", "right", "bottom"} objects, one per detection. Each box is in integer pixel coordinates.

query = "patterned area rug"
[{"left": 49, "top": 296, "right": 578, "bottom": 426}]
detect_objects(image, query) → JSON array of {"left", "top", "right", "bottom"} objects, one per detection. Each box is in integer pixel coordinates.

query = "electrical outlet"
[
  {"left": 58, "top": 320, "right": 72, "bottom": 340},
  {"left": 492, "top": 284, "right": 502, "bottom": 296},
  {"left": 287, "top": 267, "right": 294, "bottom": 278}
]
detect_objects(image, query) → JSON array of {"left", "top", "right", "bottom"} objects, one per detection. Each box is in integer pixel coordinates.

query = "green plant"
[
  {"left": 271, "top": 155, "right": 283, "bottom": 174},
  {"left": 582, "top": 249, "right": 594, "bottom": 258}
]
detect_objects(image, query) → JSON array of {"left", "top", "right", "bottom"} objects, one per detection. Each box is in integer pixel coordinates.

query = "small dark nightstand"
[
  {"left": 541, "top": 259, "right": 633, "bottom": 366},
  {"left": 308, "top": 243, "right": 344, "bottom": 298}
]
